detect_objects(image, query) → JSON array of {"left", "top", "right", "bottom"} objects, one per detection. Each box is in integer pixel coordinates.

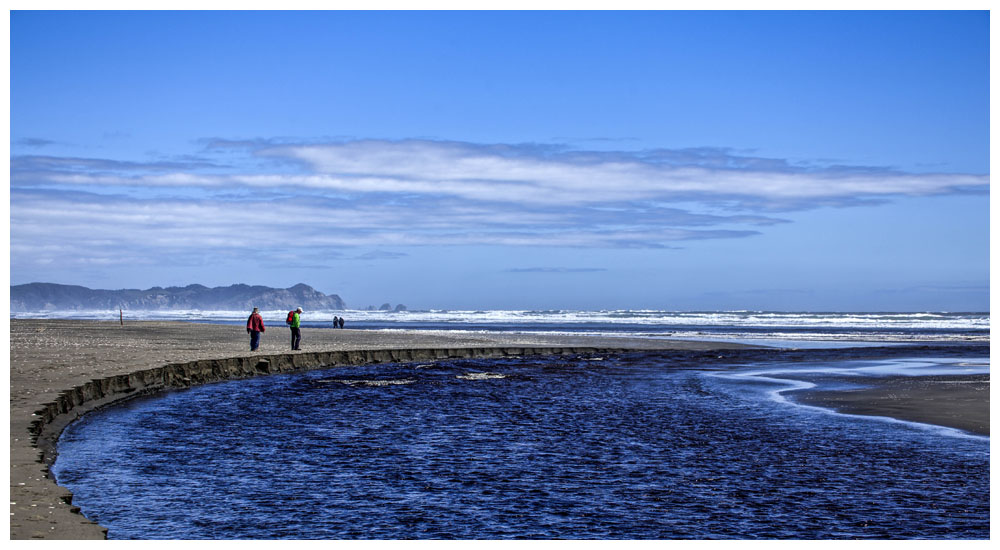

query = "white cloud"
[
  {"left": 259, "top": 140, "right": 987, "bottom": 204},
  {"left": 10, "top": 190, "right": 758, "bottom": 272},
  {"left": 15, "top": 140, "right": 987, "bottom": 208},
  {"left": 9, "top": 139, "right": 989, "bottom": 272}
]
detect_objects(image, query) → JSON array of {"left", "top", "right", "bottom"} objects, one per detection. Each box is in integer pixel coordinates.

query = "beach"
[
  {"left": 10, "top": 319, "right": 752, "bottom": 539},
  {"left": 9, "top": 319, "right": 988, "bottom": 539}
]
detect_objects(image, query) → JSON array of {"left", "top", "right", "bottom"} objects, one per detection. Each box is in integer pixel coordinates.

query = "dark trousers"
[
  {"left": 249, "top": 330, "right": 261, "bottom": 351},
  {"left": 290, "top": 327, "right": 301, "bottom": 350}
]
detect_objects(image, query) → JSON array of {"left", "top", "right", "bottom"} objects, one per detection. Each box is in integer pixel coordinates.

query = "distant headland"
[{"left": 10, "top": 282, "right": 346, "bottom": 311}]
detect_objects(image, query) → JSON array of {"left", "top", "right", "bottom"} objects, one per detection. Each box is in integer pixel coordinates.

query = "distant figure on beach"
[
  {"left": 338, "top": 316, "right": 345, "bottom": 329},
  {"left": 333, "top": 316, "right": 340, "bottom": 328},
  {"left": 287, "top": 307, "right": 303, "bottom": 350},
  {"left": 246, "top": 307, "right": 265, "bottom": 351}
]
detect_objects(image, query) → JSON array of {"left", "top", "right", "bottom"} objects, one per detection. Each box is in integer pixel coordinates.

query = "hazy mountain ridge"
[{"left": 10, "top": 282, "right": 346, "bottom": 311}]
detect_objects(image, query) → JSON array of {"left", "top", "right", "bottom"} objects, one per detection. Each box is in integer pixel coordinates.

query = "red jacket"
[{"left": 247, "top": 312, "right": 265, "bottom": 332}]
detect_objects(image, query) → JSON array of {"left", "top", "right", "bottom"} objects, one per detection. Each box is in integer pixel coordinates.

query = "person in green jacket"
[{"left": 288, "top": 307, "right": 303, "bottom": 350}]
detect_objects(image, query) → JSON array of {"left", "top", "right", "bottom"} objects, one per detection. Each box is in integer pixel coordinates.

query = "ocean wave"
[
  {"left": 10, "top": 309, "right": 988, "bottom": 344},
  {"left": 10, "top": 308, "right": 990, "bottom": 329}
]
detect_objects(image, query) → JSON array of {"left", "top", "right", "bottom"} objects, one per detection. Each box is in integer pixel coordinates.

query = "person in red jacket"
[{"left": 246, "top": 307, "right": 266, "bottom": 351}]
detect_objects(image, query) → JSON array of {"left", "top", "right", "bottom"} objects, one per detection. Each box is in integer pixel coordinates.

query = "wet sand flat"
[{"left": 792, "top": 374, "right": 989, "bottom": 436}]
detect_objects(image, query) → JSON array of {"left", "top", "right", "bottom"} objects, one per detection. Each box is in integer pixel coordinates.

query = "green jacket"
[{"left": 290, "top": 312, "right": 301, "bottom": 328}]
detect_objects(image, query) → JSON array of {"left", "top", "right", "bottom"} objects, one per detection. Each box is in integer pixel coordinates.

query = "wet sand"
[
  {"left": 791, "top": 374, "right": 989, "bottom": 436},
  {"left": 8, "top": 319, "right": 988, "bottom": 539}
]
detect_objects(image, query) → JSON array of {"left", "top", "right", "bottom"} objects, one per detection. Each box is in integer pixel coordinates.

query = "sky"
[{"left": 8, "top": 10, "right": 990, "bottom": 311}]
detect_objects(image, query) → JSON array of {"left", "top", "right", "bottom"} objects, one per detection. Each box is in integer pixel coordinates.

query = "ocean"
[
  {"left": 46, "top": 311, "right": 989, "bottom": 539},
  {"left": 13, "top": 309, "right": 990, "bottom": 344}
]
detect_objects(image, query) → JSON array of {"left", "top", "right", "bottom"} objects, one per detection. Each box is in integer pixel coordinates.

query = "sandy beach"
[{"left": 8, "top": 319, "right": 988, "bottom": 539}]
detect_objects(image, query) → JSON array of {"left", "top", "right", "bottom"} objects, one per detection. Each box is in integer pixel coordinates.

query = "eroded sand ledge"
[{"left": 10, "top": 319, "right": 757, "bottom": 540}]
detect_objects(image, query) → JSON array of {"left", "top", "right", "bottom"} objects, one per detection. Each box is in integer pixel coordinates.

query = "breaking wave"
[{"left": 11, "top": 309, "right": 988, "bottom": 343}]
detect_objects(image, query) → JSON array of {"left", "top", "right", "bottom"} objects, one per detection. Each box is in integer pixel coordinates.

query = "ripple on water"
[
  {"left": 456, "top": 372, "right": 507, "bottom": 380},
  {"left": 319, "top": 378, "right": 417, "bottom": 387}
]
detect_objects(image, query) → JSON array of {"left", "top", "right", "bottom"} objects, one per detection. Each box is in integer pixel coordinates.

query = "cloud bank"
[{"left": 10, "top": 139, "right": 988, "bottom": 271}]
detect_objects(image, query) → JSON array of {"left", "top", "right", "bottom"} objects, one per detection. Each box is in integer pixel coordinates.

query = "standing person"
[
  {"left": 333, "top": 316, "right": 340, "bottom": 328},
  {"left": 338, "top": 316, "right": 345, "bottom": 329},
  {"left": 246, "top": 307, "right": 265, "bottom": 351},
  {"left": 287, "top": 307, "right": 303, "bottom": 350}
]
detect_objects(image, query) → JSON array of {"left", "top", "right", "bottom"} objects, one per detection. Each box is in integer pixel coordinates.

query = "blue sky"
[{"left": 9, "top": 10, "right": 989, "bottom": 311}]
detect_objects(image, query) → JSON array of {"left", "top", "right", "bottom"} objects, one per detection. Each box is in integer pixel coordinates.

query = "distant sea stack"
[{"left": 10, "top": 282, "right": 346, "bottom": 311}]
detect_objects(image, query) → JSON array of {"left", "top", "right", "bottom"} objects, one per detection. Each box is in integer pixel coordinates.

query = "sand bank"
[
  {"left": 9, "top": 319, "right": 753, "bottom": 540},
  {"left": 791, "top": 374, "right": 989, "bottom": 437}
]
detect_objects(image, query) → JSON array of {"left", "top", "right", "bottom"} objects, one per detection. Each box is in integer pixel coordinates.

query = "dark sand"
[
  {"left": 791, "top": 374, "right": 989, "bottom": 436},
  {"left": 8, "top": 319, "right": 989, "bottom": 539}
]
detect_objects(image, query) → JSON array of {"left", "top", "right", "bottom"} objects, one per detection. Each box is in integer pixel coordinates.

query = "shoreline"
[
  {"left": 9, "top": 319, "right": 988, "bottom": 539},
  {"left": 10, "top": 319, "right": 757, "bottom": 540}
]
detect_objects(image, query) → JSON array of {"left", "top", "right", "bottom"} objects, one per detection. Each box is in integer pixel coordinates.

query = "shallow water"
[{"left": 52, "top": 345, "right": 989, "bottom": 539}]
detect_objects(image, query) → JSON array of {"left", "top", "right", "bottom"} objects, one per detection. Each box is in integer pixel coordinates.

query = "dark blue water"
[{"left": 52, "top": 345, "right": 989, "bottom": 539}]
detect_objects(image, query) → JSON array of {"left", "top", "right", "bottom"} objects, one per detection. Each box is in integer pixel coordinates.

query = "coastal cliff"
[{"left": 10, "top": 282, "right": 346, "bottom": 311}]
